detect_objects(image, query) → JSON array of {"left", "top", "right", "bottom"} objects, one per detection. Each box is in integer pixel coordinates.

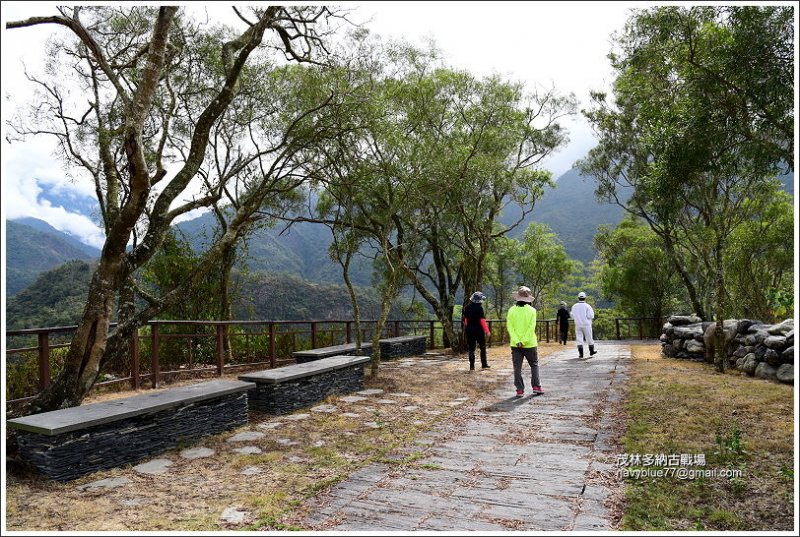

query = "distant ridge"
[{"left": 6, "top": 218, "right": 101, "bottom": 296}]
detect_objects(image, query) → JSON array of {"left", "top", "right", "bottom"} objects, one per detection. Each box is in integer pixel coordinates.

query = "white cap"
[{"left": 578, "top": 292, "right": 586, "bottom": 299}]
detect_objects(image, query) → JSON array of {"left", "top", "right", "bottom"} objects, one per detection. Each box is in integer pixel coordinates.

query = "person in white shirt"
[{"left": 570, "top": 292, "right": 597, "bottom": 358}]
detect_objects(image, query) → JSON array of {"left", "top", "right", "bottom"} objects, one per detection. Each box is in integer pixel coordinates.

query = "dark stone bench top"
[
  {"left": 379, "top": 335, "right": 428, "bottom": 343},
  {"left": 239, "top": 355, "right": 371, "bottom": 384},
  {"left": 292, "top": 342, "right": 373, "bottom": 358},
  {"left": 7, "top": 379, "right": 255, "bottom": 436}
]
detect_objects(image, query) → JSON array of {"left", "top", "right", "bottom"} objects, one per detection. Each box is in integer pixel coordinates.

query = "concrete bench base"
[
  {"left": 379, "top": 335, "right": 428, "bottom": 360},
  {"left": 9, "top": 380, "right": 254, "bottom": 482},
  {"left": 240, "top": 356, "right": 370, "bottom": 414},
  {"left": 293, "top": 342, "right": 373, "bottom": 364}
]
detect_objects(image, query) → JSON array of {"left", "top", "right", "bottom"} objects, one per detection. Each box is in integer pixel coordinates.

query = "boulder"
[
  {"left": 786, "top": 330, "right": 793, "bottom": 347},
  {"left": 735, "top": 357, "right": 746, "bottom": 369},
  {"left": 754, "top": 345, "right": 767, "bottom": 360},
  {"left": 673, "top": 339, "right": 684, "bottom": 350},
  {"left": 764, "top": 335, "right": 787, "bottom": 350},
  {"left": 732, "top": 346, "right": 750, "bottom": 359},
  {"left": 765, "top": 349, "right": 782, "bottom": 366},
  {"left": 659, "top": 333, "right": 669, "bottom": 342},
  {"left": 782, "top": 346, "right": 794, "bottom": 364},
  {"left": 736, "top": 319, "right": 760, "bottom": 334},
  {"left": 767, "top": 319, "right": 794, "bottom": 336},
  {"left": 685, "top": 340, "right": 705, "bottom": 354},
  {"left": 741, "top": 354, "right": 758, "bottom": 375},
  {"left": 747, "top": 323, "right": 771, "bottom": 334},
  {"left": 776, "top": 364, "right": 794, "bottom": 384},
  {"left": 744, "top": 331, "right": 770, "bottom": 346},
  {"left": 669, "top": 314, "right": 703, "bottom": 326},
  {"left": 674, "top": 325, "right": 704, "bottom": 339},
  {"left": 754, "top": 362, "right": 778, "bottom": 380},
  {"left": 662, "top": 344, "right": 677, "bottom": 358},
  {"left": 703, "top": 321, "right": 740, "bottom": 362}
]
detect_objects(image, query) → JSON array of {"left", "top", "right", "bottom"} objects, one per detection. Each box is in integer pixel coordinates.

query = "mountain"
[
  {"left": 500, "top": 168, "right": 629, "bottom": 263},
  {"left": 5, "top": 262, "right": 408, "bottom": 330},
  {"left": 6, "top": 260, "right": 96, "bottom": 329},
  {"left": 176, "top": 214, "right": 376, "bottom": 287},
  {"left": 503, "top": 168, "right": 795, "bottom": 263},
  {"left": 6, "top": 218, "right": 101, "bottom": 296},
  {"left": 234, "top": 271, "right": 409, "bottom": 320}
]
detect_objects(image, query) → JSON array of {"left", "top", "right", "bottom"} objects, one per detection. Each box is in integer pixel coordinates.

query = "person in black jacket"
[
  {"left": 556, "top": 301, "right": 570, "bottom": 345},
  {"left": 462, "top": 291, "right": 491, "bottom": 370}
]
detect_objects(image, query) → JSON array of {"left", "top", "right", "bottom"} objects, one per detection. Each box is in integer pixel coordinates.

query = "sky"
[{"left": 1, "top": 2, "right": 638, "bottom": 247}]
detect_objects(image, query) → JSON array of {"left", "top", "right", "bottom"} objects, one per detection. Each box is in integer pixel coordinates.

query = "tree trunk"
[
  {"left": 340, "top": 253, "right": 362, "bottom": 349},
  {"left": 370, "top": 281, "right": 396, "bottom": 377},
  {"left": 663, "top": 234, "right": 706, "bottom": 319},
  {"left": 219, "top": 244, "right": 236, "bottom": 359},
  {"left": 27, "top": 259, "right": 121, "bottom": 413},
  {"left": 713, "top": 248, "right": 726, "bottom": 373}
]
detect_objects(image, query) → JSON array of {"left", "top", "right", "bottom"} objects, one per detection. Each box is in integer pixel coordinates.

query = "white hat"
[
  {"left": 578, "top": 292, "right": 587, "bottom": 299},
  {"left": 512, "top": 286, "right": 534, "bottom": 303}
]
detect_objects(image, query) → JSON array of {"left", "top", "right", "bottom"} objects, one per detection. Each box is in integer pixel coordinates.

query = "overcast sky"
[{"left": 1, "top": 2, "right": 637, "bottom": 247}]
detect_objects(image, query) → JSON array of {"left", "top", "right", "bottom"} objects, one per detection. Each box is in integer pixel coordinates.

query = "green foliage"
[
  {"left": 6, "top": 347, "right": 68, "bottom": 401},
  {"left": 581, "top": 5, "right": 794, "bottom": 328},
  {"left": 6, "top": 260, "right": 96, "bottom": 329},
  {"left": 594, "top": 215, "right": 687, "bottom": 318},
  {"left": 515, "top": 222, "right": 576, "bottom": 309},
  {"left": 724, "top": 192, "right": 794, "bottom": 321},
  {"left": 140, "top": 229, "right": 226, "bottom": 321}
]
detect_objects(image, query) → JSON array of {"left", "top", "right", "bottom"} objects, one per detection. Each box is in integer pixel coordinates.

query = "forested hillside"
[{"left": 6, "top": 218, "right": 100, "bottom": 295}]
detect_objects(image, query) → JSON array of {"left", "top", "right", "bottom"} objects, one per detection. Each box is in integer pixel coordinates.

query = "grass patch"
[{"left": 620, "top": 345, "right": 794, "bottom": 531}]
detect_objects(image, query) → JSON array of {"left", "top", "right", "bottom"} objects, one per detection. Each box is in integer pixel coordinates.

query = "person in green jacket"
[{"left": 506, "top": 286, "right": 543, "bottom": 397}]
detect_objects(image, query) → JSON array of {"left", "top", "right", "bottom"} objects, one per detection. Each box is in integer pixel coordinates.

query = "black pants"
[
  {"left": 466, "top": 331, "right": 487, "bottom": 367},
  {"left": 559, "top": 326, "right": 568, "bottom": 344}
]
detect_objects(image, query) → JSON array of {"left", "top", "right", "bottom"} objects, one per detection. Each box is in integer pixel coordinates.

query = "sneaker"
[
  {"left": 515, "top": 389, "right": 524, "bottom": 397},
  {"left": 481, "top": 364, "right": 491, "bottom": 369},
  {"left": 532, "top": 386, "right": 544, "bottom": 395}
]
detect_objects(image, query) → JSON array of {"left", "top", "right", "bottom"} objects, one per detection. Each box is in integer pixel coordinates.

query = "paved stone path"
[{"left": 302, "top": 343, "right": 630, "bottom": 531}]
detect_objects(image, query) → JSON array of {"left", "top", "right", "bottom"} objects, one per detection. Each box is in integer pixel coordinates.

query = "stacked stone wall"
[{"left": 661, "top": 315, "right": 793, "bottom": 384}]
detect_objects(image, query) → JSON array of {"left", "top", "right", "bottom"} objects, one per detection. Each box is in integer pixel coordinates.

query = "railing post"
[
  {"left": 216, "top": 324, "right": 225, "bottom": 376},
  {"left": 346, "top": 321, "right": 352, "bottom": 344},
  {"left": 429, "top": 320, "right": 435, "bottom": 349},
  {"left": 394, "top": 320, "right": 400, "bottom": 337},
  {"left": 638, "top": 318, "right": 644, "bottom": 340},
  {"left": 151, "top": 323, "right": 160, "bottom": 389},
  {"left": 38, "top": 332, "right": 50, "bottom": 391},
  {"left": 131, "top": 328, "right": 141, "bottom": 390},
  {"left": 545, "top": 320, "right": 550, "bottom": 343},
  {"left": 615, "top": 318, "right": 621, "bottom": 341},
  {"left": 488, "top": 320, "right": 493, "bottom": 347},
  {"left": 311, "top": 321, "right": 317, "bottom": 349},
  {"left": 269, "top": 323, "right": 276, "bottom": 369}
]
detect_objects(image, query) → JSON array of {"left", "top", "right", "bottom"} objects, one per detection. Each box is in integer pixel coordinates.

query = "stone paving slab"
[{"left": 301, "top": 343, "right": 630, "bottom": 531}]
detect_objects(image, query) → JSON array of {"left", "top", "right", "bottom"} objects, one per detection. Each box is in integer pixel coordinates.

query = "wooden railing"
[
  {"left": 7, "top": 316, "right": 656, "bottom": 405},
  {"left": 613, "top": 317, "right": 669, "bottom": 340}
]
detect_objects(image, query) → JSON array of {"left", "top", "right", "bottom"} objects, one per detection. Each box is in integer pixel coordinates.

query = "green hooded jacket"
[{"left": 506, "top": 304, "right": 538, "bottom": 348}]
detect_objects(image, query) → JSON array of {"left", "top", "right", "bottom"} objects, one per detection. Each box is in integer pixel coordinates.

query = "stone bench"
[
  {"left": 239, "top": 355, "right": 370, "bottom": 415},
  {"left": 378, "top": 335, "right": 428, "bottom": 360},
  {"left": 8, "top": 379, "right": 254, "bottom": 482},
  {"left": 293, "top": 342, "right": 373, "bottom": 364}
]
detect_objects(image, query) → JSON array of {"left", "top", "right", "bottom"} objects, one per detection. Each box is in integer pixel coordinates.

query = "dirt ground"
[{"left": 5, "top": 343, "right": 562, "bottom": 531}]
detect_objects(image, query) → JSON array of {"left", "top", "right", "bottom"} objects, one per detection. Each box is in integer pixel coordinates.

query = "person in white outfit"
[{"left": 571, "top": 292, "right": 597, "bottom": 358}]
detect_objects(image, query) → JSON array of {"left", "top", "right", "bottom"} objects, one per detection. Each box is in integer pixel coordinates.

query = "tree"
[
  {"left": 723, "top": 192, "right": 794, "bottom": 322},
  {"left": 7, "top": 6, "right": 348, "bottom": 411},
  {"left": 580, "top": 6, "right": 794, "bottom": 372},
  {"left": 513, "top": 222, "right": 576, "bottom": 311},
  {"left": 594, "top": 216, "right": 686, "bottom": 319},
  {"left": 484, "top": 235, "right": 519, "bottom": 318}
]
